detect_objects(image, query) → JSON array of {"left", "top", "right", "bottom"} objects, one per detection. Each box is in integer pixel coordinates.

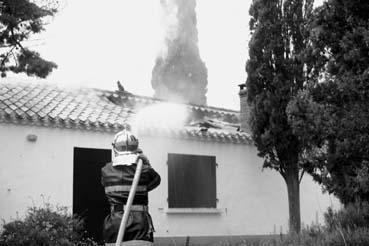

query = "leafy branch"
[{"left": 0, "top": 0, "right": 58, "bottom": 78}]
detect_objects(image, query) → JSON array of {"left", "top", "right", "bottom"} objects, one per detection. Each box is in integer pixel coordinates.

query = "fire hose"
[{"left": 114, "top": 158, "right": 152, "bottom": 246}]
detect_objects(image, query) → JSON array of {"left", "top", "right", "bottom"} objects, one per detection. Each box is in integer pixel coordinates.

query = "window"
[{"left": 167, "top": 153, "right": 217, "bottom": 208}]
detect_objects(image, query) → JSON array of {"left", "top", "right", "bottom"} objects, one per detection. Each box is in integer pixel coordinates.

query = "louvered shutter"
[{"left": 168, "top": 153, "right": 216, "bottom": 208}]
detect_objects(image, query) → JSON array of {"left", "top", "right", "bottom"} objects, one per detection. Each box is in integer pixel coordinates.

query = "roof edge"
[{"left": 0, "top": 115, "right": 252, "bottom": 145}]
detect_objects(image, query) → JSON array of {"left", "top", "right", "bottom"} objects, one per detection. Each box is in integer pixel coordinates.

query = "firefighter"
[{"left": 101, "top": 129, "right": 161, "bottom": 245}]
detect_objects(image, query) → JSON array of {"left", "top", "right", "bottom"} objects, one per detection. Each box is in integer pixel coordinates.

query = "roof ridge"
[{"left": 101, "top": 90, "right": 240, "bottom": 114}]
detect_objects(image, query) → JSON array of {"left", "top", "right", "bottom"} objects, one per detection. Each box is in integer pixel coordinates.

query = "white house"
[{"left": 0, "top": 82, "right": 338, "bottom": 245}]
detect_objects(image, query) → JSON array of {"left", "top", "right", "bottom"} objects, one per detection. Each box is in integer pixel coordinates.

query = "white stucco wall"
[{"left": 0, "top": 123, "right": 339, "bottom": 237}]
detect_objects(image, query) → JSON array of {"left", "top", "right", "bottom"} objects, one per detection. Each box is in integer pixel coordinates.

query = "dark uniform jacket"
[{"left": 101, "top": 154, "right": 161, "bottom": 243}]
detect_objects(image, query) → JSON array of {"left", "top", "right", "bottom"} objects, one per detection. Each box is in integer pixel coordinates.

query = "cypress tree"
[{"left": 246, "top": 0, "right": 313, "bottom": 233}]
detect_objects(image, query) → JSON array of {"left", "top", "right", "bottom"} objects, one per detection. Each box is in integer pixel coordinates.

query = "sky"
[{"left": 8, "top": 0, "right": 323, "bottom": 110}]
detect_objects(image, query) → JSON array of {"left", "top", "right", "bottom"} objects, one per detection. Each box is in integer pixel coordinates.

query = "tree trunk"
[{"left": 284, "top": 167, "right": 301, "bottom": 233}]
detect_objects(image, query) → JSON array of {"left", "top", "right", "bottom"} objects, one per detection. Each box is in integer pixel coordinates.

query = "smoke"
[
  {"left": 129, "top": 102, "right": 189, "bottom": 135},
  {"left": 151, "top": 0, "right": 208, "bottom": 106}
]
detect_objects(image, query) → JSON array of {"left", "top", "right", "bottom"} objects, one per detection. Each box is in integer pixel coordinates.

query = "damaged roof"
[{"left": 0, "top": 82, "right": 251, "bottom": 144}]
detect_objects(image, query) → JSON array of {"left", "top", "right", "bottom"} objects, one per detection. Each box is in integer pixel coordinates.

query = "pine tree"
[{"left": 0, "top": 0, "right": 57, "bottom": 78}]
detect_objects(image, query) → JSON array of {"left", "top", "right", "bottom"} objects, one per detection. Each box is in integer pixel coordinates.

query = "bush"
[
  {"left": 325, "top": 201, "right": 369, "bottom": 231},
  {"left": 324, "top": 227, "right": 369, "bottom": 246},
  {"left": 0, "top": 204, "right": 97, "bottom": 246},
  {"left": 259, "top": 227, "right": 369, "bottom": 246},
  {"left": 261, "top": 202, "right": 369, "bottom": 246}
]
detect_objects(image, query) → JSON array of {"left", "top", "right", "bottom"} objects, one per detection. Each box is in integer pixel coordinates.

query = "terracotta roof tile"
[{"left": 0, "top": 82, "right": 251, "bottom": 144}]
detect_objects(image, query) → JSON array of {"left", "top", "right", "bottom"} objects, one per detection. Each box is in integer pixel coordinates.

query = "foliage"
[
  {"left": 0, "top": 0, "right": 58, "bottom": 78},
  {"left": 260, "top": 203, "right": 369, "bottom": 246},
  {"left": 264, "top": 227, "right": 369, "bottom": 246},
  {"left": 246, "top": 0, "right": 313, "bottom": 233},
  {"left": 0, "top": 204, "right": 97, "bottom": 246},
  {"left": 287, "top": 0, "right": 369, "bottom": 204},
  {"left": 325, "top": 202, "right": 369, "bottom": 231}
]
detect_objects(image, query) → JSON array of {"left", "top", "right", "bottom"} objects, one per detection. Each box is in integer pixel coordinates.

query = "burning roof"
[{"left": 0, "top": 82, "right": 251, "bottom": 144}]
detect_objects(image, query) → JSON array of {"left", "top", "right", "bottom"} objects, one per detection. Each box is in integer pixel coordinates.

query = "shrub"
[
  {"left": 325, "top": 201, "right": 369, "bottom": 231},
  {"left": 0, "top": 204, "right": 97, "bottom": 246},
  {"left": 323, "top": 227, "right": 369, "bottom": 246},
  {"left": 260, "top": 202, "right": 369, "bottom": 246}
]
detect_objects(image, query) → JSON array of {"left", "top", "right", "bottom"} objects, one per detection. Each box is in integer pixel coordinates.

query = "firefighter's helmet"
[{"left": 112, "top": 129, "right": 139, "bottom": 155}]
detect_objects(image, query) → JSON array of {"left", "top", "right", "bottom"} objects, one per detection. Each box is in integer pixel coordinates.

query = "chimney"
[{"left": 238, "top": 83, "right": 250, "bottom": 132}]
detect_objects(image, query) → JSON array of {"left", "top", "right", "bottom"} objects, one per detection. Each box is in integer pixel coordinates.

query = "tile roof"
[{"left": 0, "top": 82, "right": 251, "bottom": 144}]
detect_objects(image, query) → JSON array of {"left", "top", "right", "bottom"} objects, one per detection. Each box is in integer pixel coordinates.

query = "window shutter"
[{"left": 168, "top": 153, "right": 216, "bottom": 208}]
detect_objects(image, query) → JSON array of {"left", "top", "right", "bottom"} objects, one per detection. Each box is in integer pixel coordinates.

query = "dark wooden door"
[{"left": 73, "top": 147, "right": 111, "bottom": 243}]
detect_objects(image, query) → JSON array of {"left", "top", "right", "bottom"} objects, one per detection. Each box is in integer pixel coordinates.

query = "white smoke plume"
[{"left": 152, "top": 0, "right": 208, "bottom": 106}]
